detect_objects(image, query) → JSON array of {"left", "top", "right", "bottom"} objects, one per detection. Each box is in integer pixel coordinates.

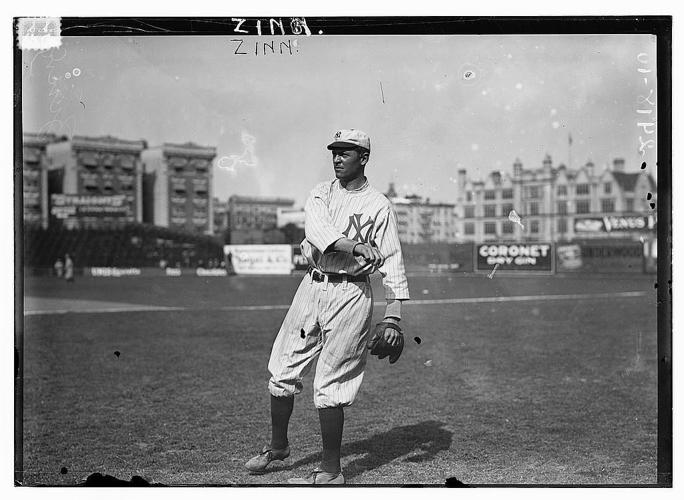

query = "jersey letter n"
[{"left": 342, "top": 214, "right": 375, "bottom": 244}]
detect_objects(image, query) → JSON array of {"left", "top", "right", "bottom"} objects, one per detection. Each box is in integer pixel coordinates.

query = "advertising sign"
[
  {"left": 224, "top": 244, "right": 293, "bottom": 275},
  {"left": 90, "top": 267, "right": 142, "bottom": 277},
  {"left": 475, "top": 243, "right": 554, "bottom": 273},
  {"left": 574, "top": 218, "right": 605, "bottom": 233},
  {"left": 51, "top": 194, "right": 130, "bottom": 219},
  {"left": 577, "top": 241, "right": 644, "bottom": 273},
  {"left": 574, "top": 215, "right": 655, "bottom": 233},
  {"left": 556, "top": 244, "right": 583, "bottom": 271}
]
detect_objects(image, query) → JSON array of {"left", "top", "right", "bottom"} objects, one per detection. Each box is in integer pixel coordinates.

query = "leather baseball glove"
[{"left": 367, "top": 321, "right": 404, "bottom": 364}]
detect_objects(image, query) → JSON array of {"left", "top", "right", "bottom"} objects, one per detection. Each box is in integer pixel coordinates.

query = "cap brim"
[{"left": 327, "top": 141, "right": 360, "bottom": 150}]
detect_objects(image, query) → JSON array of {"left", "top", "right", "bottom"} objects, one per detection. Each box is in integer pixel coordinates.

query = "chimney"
[
  {"left": 543, "top": 153, "right": 552, "bottom": 171},
  {"left": 513, "top": 158, "right": 522, "bottom": 178},
  {"left": 585, "top": 160, "right": 595, "bottom": 178},
  {"left": 612, "top": 158, "right": 625, "bottom": 172},
  {"left": 492, "top": 171, "right": 502, "bottom": 185},
  {"left": 386, "top": 182, "right": 397, "bottom": 198},
  {"left": 457, "top": 169, "right": 467, "bottom": 189}
]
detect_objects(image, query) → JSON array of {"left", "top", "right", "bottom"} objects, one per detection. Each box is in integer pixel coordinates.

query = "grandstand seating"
[{"left": 24, "top": 223, "right": 224, "bottom": 270}]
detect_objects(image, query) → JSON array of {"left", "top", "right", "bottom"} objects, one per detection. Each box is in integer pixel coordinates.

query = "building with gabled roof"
[{"left": 456, "top": 155, "right": 656, "bottom": 243}]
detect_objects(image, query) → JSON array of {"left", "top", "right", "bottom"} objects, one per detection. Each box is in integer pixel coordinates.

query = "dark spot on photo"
[
  {"left": 114, "top": 351, "right": 121, "bottom": 358},
  {"left": 60, "top": 467, "right": 68, "bottom": 474},
  {"left": 650, "top": 202, "right": 656, "bottom": 209},
  {"left": 300, "top": 329, "right": 306, "bottom": 339},
  {"left": 445, "top": 477, "right": 467, "bottom": 487},
  {"left": 641, "top": 161, "right": 646, "bottom": 169},
  {"left": 647, "top": 192, "right": 652, "bottom": 200},
  {"left": 414, "top": 336, "right": 422, "bottom": 344}
]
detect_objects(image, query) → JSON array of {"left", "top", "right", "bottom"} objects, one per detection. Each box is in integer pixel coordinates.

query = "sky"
[{"left": 22, "top": 33, "right": 658, "bottom": 207}]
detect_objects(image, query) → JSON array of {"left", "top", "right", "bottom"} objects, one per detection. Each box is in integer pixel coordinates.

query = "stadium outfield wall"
[{"left": 25, "top": 239, "right": 655, "bottom": 277}]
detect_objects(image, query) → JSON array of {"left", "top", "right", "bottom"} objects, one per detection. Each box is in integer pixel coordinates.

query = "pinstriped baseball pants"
[{"left": 268, "top": 274, "right": 374, "bottom": 409}]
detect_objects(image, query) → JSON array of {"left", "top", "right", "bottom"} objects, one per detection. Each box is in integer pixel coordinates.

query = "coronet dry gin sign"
[{"left": 476, "top": 243, "right": 554, "bottom": 272}]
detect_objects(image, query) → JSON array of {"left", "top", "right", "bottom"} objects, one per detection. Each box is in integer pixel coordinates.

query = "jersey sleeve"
[
  {"left": 373, "top": 205, "right": 410, "bottom": 300},
  {"left": 304, "top": 182, "right": 345, "bottom": 254}
]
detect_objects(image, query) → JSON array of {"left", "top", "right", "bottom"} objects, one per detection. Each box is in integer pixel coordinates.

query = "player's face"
[{"left": 331, "top": 147, "right": 368, "bottom": 181}]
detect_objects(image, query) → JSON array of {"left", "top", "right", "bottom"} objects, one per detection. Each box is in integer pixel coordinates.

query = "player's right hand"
[{"left": 353, "top": 243, "right": 385, "bottom": 268}]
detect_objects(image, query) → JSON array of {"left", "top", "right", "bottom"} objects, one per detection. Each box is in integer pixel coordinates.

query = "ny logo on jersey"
[{"left": 342, "top": 213, "right": 375, "bottom": 243}]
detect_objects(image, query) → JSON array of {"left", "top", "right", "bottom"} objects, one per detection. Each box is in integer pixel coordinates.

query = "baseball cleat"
[
  {"left": 287, "top": 468, "right": 345, "bottom": 485},
  {"left": 244, "top": 445, "right": 290, "bottom": 473}
]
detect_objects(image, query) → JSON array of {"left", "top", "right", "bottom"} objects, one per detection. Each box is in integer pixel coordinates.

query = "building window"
[
  {"left": 557, "top": 218, "right": 567, "bottom": 233},
  {"left": 484, "top": 222, "right": 496, "bottom": 235},
  {"left": 466, "top": 192, "right": 472, "bottom": 202},
  {"left": 626, "top": 198, "right": 634, "bottom": 211},
  {"left": 557, "top": 185, "right": 567, "bottom": 196},
  {"left": 502, "top": 203, "right": 514, "bottom": 215},
  {"left": 557, "top": 201, "right": 567, "bottom": 215},
  {"left": 530, "top": 220, "right": 539, "bottom": 233},
  {"left": 502, "top": 221, "right": 514, "bottom": 234},
  {"left": 525, "top": 186, "right": 540, "bottom": 199},
  {"left": 484, "top": 205, "right": 496, "bottom": 217},
  {"left": 484, "top": 190, "right": 496, "bottom": 200},
  {"left": 576, "top": 200, "right": 590, "bottom": 214},
  {"left": 529, "top": 202, "right": 539, "bottom": 216},
  {"left": 464, "top": 222, "right": 475, "bottom": 235},
  {"left": 464, "top": 206, "right": 475, "bottom": 218},
  {"left": 502, "top": 188, "right": 513, "bottom": 199},
  {"left": 102, "top": 154, "right": 114, "bottom": 169},
  {"left": 576, "top": 183, "right": 590, "bottom": 196},
  {"left": 601, "top": 199, "right": 615, "bottom": 213},
  {"left": 604, "top": 182, "right": 612, "bottom": 194}
]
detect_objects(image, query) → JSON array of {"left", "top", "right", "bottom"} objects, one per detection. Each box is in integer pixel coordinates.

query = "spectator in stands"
[
  {"left": 64, "top": 254, "right": 74, "bottom": 283},
  {"left": 54, "top": 258, "right": 64, "bottom": 278}
]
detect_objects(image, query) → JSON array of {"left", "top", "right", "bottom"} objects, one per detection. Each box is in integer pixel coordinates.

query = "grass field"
[{"left": 20, "top": 272, "right": 658, "bottom": 486}]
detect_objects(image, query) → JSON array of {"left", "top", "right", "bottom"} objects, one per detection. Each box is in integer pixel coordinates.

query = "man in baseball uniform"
[{"left": 244, "top": 129, "right": 410, "bottom": 484}]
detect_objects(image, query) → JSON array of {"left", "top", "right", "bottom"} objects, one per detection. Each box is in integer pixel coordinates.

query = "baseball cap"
[{"left": 326, "top": 129, "right": 371, "bottom": 152}]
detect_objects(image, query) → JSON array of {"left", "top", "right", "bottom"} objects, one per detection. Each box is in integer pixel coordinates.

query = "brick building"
[
  {"left": 385, "top": 183, "right": 457, "bottom": 244},
  {"left": 45, "top": 135, "right": 146, "bottom": 229},
  {"left": 228, "top": 195, "right": 295, "bottom": 244},
  {"left": 142, "top": 142, "right": 217, "bottom": 235},
  {"left": 22, "top": 133, "right": 58, "bottom": 229}
]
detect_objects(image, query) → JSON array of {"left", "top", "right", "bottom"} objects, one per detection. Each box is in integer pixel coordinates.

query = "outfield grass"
[{"left": 20, "top": 274, "right": 657, "bottom": 485}]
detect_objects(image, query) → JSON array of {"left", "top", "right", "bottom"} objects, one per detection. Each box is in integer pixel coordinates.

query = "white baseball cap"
[{"left": 326, "top": 129, "right": 371, "bottom": 151}]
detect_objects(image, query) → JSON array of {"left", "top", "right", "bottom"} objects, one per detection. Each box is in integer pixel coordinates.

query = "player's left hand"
[
  {"left": 383, "top": 326, "right": 401, "bottom": 346},
  {"left": 367, "top": 321, "right": 404, "bottom": 364}
]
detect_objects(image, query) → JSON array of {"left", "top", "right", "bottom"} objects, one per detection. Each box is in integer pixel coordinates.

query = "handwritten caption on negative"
[
  {"left": 17, "top": 17, "right": 61, "bottom": 50},
  {"left": 635, "top": 52, "right": 656, "bottom": 157},
  {"left": 229, "top": 17, "right": 312, "bottom": 57}
]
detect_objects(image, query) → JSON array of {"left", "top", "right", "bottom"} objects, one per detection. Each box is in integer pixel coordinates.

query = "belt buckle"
[{"left": 310, "top": 267, "right": 324, "bottom": 282}]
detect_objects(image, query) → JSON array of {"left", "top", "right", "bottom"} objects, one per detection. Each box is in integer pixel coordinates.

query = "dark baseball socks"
[
  {"left": 318, "top": 406, "right": 344, "bottom": 473},
  {"left": 270, "top": 396, "right": 344, "bottom": 473},
  {"left": 270, "top": 395, "right": 294, "bottom": 450}
]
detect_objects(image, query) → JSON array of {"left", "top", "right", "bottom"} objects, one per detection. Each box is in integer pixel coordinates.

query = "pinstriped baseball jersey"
[
  {"left": 267, "top": 176, "right": 409, "bottom": 408},
  {"left": 301, "top": 178, "right": 410, "bottom": 300}
]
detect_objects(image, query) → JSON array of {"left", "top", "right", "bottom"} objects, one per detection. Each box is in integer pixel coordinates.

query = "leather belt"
[{"left": 308, "top": 267, "right": 368, "bottom": 283}]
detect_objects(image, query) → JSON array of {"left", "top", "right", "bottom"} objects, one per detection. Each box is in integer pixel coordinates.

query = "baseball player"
[{"left": 244, "top": 129, "right": 410, "bottom": 484}]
